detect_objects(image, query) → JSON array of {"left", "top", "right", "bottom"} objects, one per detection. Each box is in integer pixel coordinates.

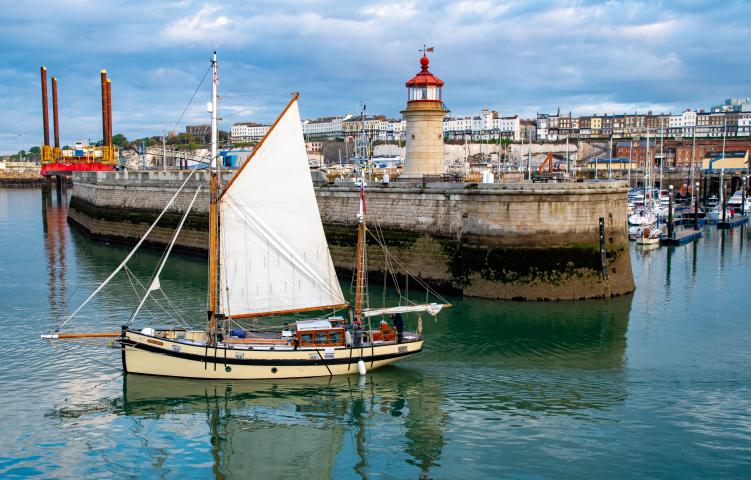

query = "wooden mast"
[
  {"left": 354, "top": 218, "right": 365, "bottom": 321},
  {"left": 353, "top": 111, "right": 368, "bottom": 322},
  {"left": 207, "top": 51, "right": 220, "bottom": 341}
]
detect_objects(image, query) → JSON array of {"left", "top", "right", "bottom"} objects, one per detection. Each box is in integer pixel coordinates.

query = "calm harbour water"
[{"left": 1, "top": 188, "right": 750, "bottom": 479}]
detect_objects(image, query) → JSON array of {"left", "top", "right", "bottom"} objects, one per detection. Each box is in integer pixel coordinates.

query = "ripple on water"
[{"left": 3, "top": 190, "right": 751, "bottom": 478}]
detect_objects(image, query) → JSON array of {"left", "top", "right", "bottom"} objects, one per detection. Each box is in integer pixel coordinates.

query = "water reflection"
[
  {"left": 42, "top": 188, "right": 69, "bottom": 319},
  {"left": 66, "top": 224, "right": 208, "bottom": 330},
  {"left": 426, "top": 293, "right": 632, "bottom": 370},
  {"left": 39, "top": 190, "right": 638, "bottom": 477},
  {"left": 121, "top": 369, "right": 446, "bottom": 479}
]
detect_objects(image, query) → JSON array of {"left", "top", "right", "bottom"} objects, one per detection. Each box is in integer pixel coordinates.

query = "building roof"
[
  {"left": 706, "top": 151, "right": 747, "bottom": 159},
  {"left": 405, "top": 54, "right": 444, "bottom": 88}
]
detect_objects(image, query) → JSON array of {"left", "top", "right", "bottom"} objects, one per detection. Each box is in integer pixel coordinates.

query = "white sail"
[{"left": 218, "top": 97, "right": 346, "bottom": 318}]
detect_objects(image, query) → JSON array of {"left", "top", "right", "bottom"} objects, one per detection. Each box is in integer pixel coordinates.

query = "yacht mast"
[
  {"left": 208, "top": 50, "right": 220, "bottom": 338},
  {"left": 659, "top": 116, "right": 664, "bottom": 191},
  {"left": 354, "top": 106, "right": 368, "bottom": 321}
]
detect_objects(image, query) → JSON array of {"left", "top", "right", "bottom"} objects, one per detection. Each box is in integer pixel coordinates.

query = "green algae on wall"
[
  {"left": 69, "top": 196, "right": 209, "bottom": 231},
  {"left": 439, "top": 241, "right": 614, "bottom": 288}
]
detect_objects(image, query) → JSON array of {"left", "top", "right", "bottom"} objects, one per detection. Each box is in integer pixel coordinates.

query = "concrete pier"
[{"left": 66, "top": 171, "right": 634, "bottom": 301}]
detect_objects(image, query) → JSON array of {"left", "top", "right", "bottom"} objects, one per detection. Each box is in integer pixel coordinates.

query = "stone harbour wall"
[{"left": 67, "top": 171, "right": 634, "bottom": 300}]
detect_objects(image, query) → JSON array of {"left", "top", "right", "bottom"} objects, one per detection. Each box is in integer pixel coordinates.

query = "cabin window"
[
  {"left": 315, "top": 332, "right": 328, "bottom": 344},
  {"left": 329, "top": 331, "right": 341, "bottom": 344},
  {"left": 301, "top": 333, "right": 313, "bottom": 344}
]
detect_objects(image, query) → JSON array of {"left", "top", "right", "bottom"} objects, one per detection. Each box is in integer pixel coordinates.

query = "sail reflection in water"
[{"left": 121, "top": 369, "right": 447, "bottom": 479}]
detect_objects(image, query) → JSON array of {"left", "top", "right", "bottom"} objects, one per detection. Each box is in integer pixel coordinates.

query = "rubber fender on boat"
[{"left": 357, "top": 359, "right": 366, "bottom": 376}]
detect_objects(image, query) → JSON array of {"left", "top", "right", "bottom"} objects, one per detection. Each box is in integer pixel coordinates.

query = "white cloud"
[
  {"left": 451, "top": 0, "right": 512, "bottom": 19},
  {"left": 362, "top": 2, "right": 418, "bottom": 20},
  {"left": 162, "top": 4, "right": 243, "bottom": 46},
  {"left": 1, "top": 0, "right": 751, "bottom": 153}
]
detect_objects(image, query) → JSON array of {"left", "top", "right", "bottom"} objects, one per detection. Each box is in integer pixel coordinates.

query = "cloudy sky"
[{"left": 1, "top": 0, "right": 750, "bottom": 153}]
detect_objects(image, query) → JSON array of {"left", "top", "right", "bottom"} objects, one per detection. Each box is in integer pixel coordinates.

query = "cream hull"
[
  {"left": 120, "top": 330, "right": 423, "bottom": 380},
  {"left": 635, "top": 236, "right": 660, "bottom": 246}
]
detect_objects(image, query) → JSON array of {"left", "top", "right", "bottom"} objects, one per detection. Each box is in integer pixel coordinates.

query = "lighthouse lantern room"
[
  {"left": 406, "top": 54, "right": 444, "bottom": 102},
  {"left": 400, "top": 49, "right": 449, "bottom": 179}
]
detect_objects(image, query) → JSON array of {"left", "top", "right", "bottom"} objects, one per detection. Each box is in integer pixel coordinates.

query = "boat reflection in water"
[{"left": 121, "top": 368, "right": 447, "bottom": 479}]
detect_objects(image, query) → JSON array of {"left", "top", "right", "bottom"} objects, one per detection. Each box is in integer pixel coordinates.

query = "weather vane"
[{"left": 419, "top": 45, "right": 434, "bottom": 55}]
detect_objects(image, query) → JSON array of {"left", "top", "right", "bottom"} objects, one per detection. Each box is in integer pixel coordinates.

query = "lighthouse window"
[{"left": 420, "top": 87, "right": 427, "bottom": 100}]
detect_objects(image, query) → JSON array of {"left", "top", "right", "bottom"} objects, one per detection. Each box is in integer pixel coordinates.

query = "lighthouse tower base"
[{"left": 400, "top": 103, "right": 448, "bottom": 179}]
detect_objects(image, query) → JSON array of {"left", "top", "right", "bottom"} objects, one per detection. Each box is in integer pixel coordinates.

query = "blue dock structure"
[
  {"left": 675, "top": 217, "right": 707, "bottom": 227},
  {"left": 662, "top": 185, "right": 704, "bottom": 246},
  {"left": 660, "top": 229, "right": 703, "bottom": 246},
  {"left": 717, "top": 215, "right": 749, "bottom": 229}
]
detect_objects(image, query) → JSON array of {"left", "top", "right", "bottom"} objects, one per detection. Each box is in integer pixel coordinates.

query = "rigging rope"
[
  {"left": 170, "top": 64, "right": 212, "bottom": 137},
  {"left": 367, "top": 224, "right": 450, "bottom": 306},
  {"left": 124, "top": 266, "right": 190, "bottom": 329},
  {"left": 54, "top": 168, "right": 200, "bottom": 332},
  {"left": 129, "top": 184, "right": 203, "bottom": 324}
]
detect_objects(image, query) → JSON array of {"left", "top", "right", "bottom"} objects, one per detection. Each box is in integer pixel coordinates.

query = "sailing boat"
[{"left": 43, "top": 52, "right": 447, "bottom": 379}]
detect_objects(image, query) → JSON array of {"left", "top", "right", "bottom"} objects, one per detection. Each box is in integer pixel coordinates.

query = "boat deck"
[{"left": 163, "top": 330, "right": 422, "bottom": 351}]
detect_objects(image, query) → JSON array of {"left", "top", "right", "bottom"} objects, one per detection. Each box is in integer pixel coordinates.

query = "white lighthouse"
[{"left": 400, "top": 51, "right": 449, "bottom": 179}]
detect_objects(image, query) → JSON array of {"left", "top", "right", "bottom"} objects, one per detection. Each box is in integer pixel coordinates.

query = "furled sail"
[
  {"left": 361, "top": 303, "right": 449, "bottom": 318},
  {"left": 218, "top": 96, "right": 347, "bottom": 318}
]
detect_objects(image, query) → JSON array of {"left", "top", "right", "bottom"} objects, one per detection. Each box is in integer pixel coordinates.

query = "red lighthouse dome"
[{"left": 406, "top": 53, "right": 444, "bottom": 102}]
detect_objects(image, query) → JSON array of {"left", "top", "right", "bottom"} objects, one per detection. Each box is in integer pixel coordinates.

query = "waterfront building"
[
  {"left": 497, "top": 116, "right": 522, "bottom": 140},
  {"left": 232, "top": 114, "right": 405, "bottom": 145},
  {"left": 443, "top": 115, "right": 481, "bottom": 140},
  {"left": 401, "top": 52, "right": 449, "bottom": 178},
  {"left": 302, "top": 115, "right": 352, "bottom": 139},
  {"left": 231, "top": 100, "right": 751, "bottom": 147},
  {"left": 185, "top": 124, "right": 211, "bottom": 143},
  {"left": 231, "top": 122, "right": 270, "bottom": 143},
  {"left": 701, "top": 150, "right": 750, "bottom": 173},
  {"left": 536, "top": 103, "right": 751, "bottom": 142},
  {"left": 443, "top": 110, "right": 523, "bottom": 141},
  {"left": 341, "top": 115, "right": 387, "bottom": 141},
  {"left": 384, "top": 119, "right": 407, "bottom": 142},
  {"left": 711, "top": 97, "right": 751, "bottom": 113},
  {"left": 536, "top": 114, "right": 554, "bottom": 141}
]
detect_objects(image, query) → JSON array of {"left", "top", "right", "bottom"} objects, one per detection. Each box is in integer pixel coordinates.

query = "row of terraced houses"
[{"left": 229, "top": 97, "right": 751, "bottom": 144}]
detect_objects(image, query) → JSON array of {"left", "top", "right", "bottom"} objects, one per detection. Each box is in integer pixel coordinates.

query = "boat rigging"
[{"left": 42, "top": 51, "right": 449, "bottom": 380}]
